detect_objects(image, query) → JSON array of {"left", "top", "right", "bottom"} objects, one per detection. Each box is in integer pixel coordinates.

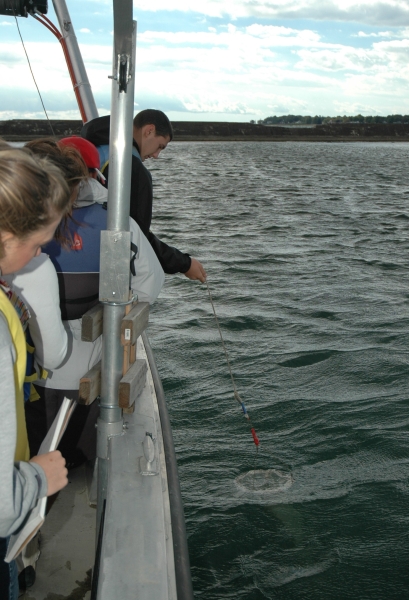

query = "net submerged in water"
[{"left": 236, "top": 469, "right": 293, "bottom": 493}]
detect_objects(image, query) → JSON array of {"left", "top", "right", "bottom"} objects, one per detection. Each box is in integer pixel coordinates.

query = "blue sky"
[{"left": 1, "top": 0, "right": 409, "bottom": 121}]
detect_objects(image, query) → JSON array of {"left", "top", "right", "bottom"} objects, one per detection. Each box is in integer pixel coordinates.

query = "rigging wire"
[
  {"left": 13, "top": 11, "right": 55, "bottom": 137},
  {"left": 205, "top": 279, "right": 260, "bottom": 448}
]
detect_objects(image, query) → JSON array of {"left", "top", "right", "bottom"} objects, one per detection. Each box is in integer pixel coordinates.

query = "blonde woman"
[{"left": 0, "top": 147, "right": 71, "bottom": 600}]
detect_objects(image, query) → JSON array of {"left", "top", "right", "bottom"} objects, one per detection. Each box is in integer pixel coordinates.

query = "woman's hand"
[{"left": 30, "top": 451, "right": 68, "bottom": 496}]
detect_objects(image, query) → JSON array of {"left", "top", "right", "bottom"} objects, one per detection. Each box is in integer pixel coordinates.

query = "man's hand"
[
  {"left": 30, "top": 451, "right": 68, "bottom": 496},
  {"left": 184, "top": 258, "right": 207, "bottom": 283}
]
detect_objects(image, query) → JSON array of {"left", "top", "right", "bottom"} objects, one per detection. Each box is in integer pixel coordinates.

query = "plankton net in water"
[{"left": 235, "top": 468, "right": 293, "bottom": 493}]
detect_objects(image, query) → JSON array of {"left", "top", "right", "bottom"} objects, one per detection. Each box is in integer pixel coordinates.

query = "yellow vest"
[{"left": 0, "top": 289, "right": 29, "bottom": 461}]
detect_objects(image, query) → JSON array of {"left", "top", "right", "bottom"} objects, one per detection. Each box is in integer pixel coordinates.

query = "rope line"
[
  {"left": 205, "top": 280, "right": 259, "bottom": 447},
  {"left": 205, "top": 280, "right": 241, "bottom": 403},
  {"left": 13, "top": 12, "right": 55, "bottom": 136}
]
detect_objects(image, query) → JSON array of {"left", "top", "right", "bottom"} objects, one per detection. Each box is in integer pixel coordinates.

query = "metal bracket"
[
  {"left": 111, "top": 53, "right": 131, "bottom": 93},
  {"left": 97, "top": 418, "right": 124, "bottom": 460},
  {"left": 99, "top": 230, "right": 131, "bottom": 304},
  {"left": 109, "top": 56, "right": 131, "bottom": 87}
]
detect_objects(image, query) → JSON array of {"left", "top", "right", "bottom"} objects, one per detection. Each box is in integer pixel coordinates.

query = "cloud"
[
  {"left": 139, "top": 25, "right": 321, "bottom": 48},
  {"left": 129, "top": 0, "right": 409, "bottom": 26},
  {"left": 296, "top": 38, "right": 409, "bottom": 73},
  {"left": 0, "top": 109, "right": 84, "bottom": 120},
  {"left": 115, "top": 19, "right": 409, "bottom": 118},
  {"left": 296, "top": 47, "right": 372, "bottom": 72},
  {"left": 332, "top": 101, "right": 384, "bottom": 115},
  {"left": 355, "top": 31, "right": 393, "bottom": 37},
  {"left": 354, "top": 27, "right": 409, "bottom": 38},
  {"left": 245, "top": 24, "right": 321, "bottom": 46},
  {"left": 126, "top": 91, "right": 251, "bottom": 116},
  {"left": 134, "top": 93, "right": 187, "bottom": 112},
  {"left": 0, "top": 87, "right": 78, "bottom": 113},
  {"left": 266, "top": 94, "right": 308, "bottom": 113},
  {"left": 1, "top": 1, "right": 409, "bottom": 121},
  {"left": 179, "top": 97, "right": 250, "bottom": 114},
  {"left": 0, "top": 41, "right": 112, "bottom": 117}
]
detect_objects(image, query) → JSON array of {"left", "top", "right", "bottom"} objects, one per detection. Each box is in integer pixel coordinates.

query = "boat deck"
[
  {"left": 20, "top": 463, "right": 95, "bottom": 600},
  {"left": 18, "top": 336, "right": 186, "bottom": 599}
]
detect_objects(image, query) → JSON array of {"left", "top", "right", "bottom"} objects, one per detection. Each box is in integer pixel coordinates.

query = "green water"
[{"left": 149, "top": 142, "right": 409, "bottom": 599}]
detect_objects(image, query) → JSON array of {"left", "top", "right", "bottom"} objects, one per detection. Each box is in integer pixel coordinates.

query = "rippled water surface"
[{"left": 148, "top": 142, "right": 409, "bottom": 599}]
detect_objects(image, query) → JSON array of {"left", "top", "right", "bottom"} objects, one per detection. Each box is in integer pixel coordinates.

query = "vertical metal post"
[
  {"left": 51, "top": 0, "right": 99, "bottom": 122},
  {"left": 95, "top": 0, "right": 136, "bottom": 539}
]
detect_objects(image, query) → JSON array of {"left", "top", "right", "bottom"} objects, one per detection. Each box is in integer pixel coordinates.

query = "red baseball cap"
[{"left": 59, "top": 136, "right": 100, "bottom": 169}]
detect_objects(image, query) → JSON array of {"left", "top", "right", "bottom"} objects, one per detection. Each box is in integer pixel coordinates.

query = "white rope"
[
  {"left": 206, "top": 280, "right": 243, "bottom": 406},
  {"left": 205, "top": 279, "right": 260, "bottom": 448}
]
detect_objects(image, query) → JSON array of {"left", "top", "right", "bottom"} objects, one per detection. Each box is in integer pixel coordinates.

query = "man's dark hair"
[{"left": 133, "top": 109, "right": 173, "bottom": 141}]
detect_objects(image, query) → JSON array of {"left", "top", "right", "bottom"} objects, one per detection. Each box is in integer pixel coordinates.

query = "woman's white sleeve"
[
  {"left": 129, "top": 218, "right": 165, "bottom": 304},
  {"left": 0, "top": 316, "right": 47, "bottom": 538}
]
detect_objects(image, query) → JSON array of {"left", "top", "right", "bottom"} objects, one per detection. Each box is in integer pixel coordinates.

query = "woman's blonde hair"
[{"left": 0, "top": 145, "right": 70, "bottom": 258}]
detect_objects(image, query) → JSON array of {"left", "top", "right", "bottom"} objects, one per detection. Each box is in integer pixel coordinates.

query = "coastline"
[{"left": 1, "top": 119, "right": 409, "bottom": 142}]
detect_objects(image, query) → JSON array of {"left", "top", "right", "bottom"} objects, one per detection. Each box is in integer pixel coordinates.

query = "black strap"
[{"left": 130, "top": 242, "right": 138, "bottom": 276}]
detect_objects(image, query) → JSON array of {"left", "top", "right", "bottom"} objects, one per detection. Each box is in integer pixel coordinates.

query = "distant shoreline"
[{"left": 1, "top": 119, "right": 409, "bottom": 143}]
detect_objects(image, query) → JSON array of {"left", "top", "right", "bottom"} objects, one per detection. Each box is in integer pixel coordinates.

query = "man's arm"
[
  {"left": 107, "top": 151, "right": 204, "bottom": 278},
  {"left": 147, "top": 230, "right": 192, "bottom": 274},
  {"left": 148, "top": 232, "right": 206, "bottom": 281},
  {"left": 131, "top": 160, "right": 206, "bottom": 278}
]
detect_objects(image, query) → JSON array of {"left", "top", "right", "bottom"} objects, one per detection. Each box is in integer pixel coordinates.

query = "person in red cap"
[{"left": 58, "top": 136, "right": 105, "bottom": 183}]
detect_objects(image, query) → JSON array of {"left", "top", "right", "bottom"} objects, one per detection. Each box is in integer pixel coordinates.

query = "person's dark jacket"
[{"left": 81, "top": 115, "right": 191, "bottom": 274}]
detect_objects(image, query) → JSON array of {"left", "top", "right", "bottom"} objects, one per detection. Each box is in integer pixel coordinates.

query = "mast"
[
  {"left": 95, "top": 0, "right": 136, "bottom": 548},
  {"left": 51, "top": 0, "right": 98, "bottom": 122}
]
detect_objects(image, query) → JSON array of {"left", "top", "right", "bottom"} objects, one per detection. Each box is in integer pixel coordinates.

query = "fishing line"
[
  {"left": 205, "top": 279, "right": 259, "bottom": 449},
  {"left": 13, "top": 11, "right": 55, "bottom": 136},
  {"left": 205, "top": 281, "right": 294, "bottom": 494}
]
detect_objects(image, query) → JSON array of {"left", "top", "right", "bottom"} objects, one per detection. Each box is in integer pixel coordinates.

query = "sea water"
[{"left": 148, "top": 142, "right": 409, "bottom": 599}]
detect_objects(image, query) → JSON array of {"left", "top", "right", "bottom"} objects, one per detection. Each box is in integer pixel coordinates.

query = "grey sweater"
[{"left": 0, "top": 312, "right": 47, "bottom": 538}]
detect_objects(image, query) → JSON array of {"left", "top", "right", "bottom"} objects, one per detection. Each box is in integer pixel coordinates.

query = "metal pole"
[
  {"left": 51, "top": 0, "right": 99, "bottom": 122},
  {"left": 96, "top": 0, "right": 136, "bottom": 538}
]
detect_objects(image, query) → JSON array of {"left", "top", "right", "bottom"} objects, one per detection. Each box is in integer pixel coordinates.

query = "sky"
[{"left": 0, "top": 0, "right": 409, "bottom": 122}]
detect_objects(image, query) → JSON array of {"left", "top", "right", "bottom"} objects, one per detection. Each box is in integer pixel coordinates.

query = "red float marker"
[{"left": 251, "top": 428, "right": 260, "bottom": 447}]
